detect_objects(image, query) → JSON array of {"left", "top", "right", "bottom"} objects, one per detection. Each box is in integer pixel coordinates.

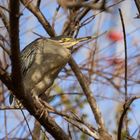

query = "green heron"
[
  {"left": 18, "top": 36, "right": 94, "bottom": 101},
  {"left": 57, "top": 0, "right": 88, "bottom": 9}
]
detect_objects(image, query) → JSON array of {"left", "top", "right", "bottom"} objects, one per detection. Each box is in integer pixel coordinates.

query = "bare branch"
[
  {"left": 117, "top": 96, "right": 140, "bottom": 140},
  {"left": 134, "top": 0, "right": 140, "bottom": 18},
  {"left": 0, "top": 41, "right": 10, "bottom": 56},
  {"left": 20, "top": 0, "right": 55, "bottom": 37},
  {"left": 119, "top": 9, "right": 128, "bottom": 101},
  {"left": 0, "top": 8, "right": 10, "bottom": 32},
  {"left": 9, "top": 1, "right": 71, "bottom": 140},
  {"left": 0, "top": 67, "right": 13, "bottom": 91},
  {"left": 59, "top": 2, "right": 112, "bottom": 139},
  {"left": 117, "top": 9, "right": 129, "bottom": 140},
  {"left": 36, "top": 0, "right": 41, "bottom": 8},
  {"left": 10, "top": 0, "right": 24, "bottom": 102},
  {"left": 40, "top": 100, "right": 100, "bottom": 139},
  {"left": 68, "top": 58, "right": 112, "bottom": 140}
]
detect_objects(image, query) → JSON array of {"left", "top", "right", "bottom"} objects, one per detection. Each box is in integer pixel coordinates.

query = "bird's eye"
[
  {"left": 62, "top": 38, "right": 71, "bottom": 42},
  {"left": 62, "top": 38, "right": 67, "bottom": 42}
]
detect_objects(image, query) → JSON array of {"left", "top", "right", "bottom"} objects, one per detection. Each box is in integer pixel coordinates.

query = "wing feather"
[{"left": 20, "top": 38, "right": 41, "bottom": 75}]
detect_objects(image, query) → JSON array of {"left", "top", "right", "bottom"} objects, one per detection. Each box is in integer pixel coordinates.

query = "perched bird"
[
  {"left": 57, "top": 0, "right": 89, "bottom": 9},
  {"left": 20, "top": 36, "right": 93, "bottom": 100}
]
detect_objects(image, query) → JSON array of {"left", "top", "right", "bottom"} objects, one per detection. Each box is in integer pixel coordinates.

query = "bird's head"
[{"left": 49, "top": 35, "right": 94, "bottom": 48}]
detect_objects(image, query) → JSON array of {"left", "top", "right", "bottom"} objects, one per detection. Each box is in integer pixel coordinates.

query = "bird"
[
  {"left": 20, "top": 35, "right": 94, "bottom": 100},
  {"left": 57, "top": 0, "right": 89, "bottom": 9}
]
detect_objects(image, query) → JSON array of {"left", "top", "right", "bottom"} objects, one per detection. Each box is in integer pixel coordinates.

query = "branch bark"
[
  {"left": 134, "top": 0, "right": 140, "bottom": 17},
  {"left": 68, "top": 57, "right": 112, "bottom": 140},
  {"left": 117, "top": 97, "right": 140, "bottom": 140},
  {"left": 21, "top": 0, "right": 55, "bottom": 37},
  {"left": 9, "top": 1, "right": 71, "bottom": 140},
  {"left": 62, "top": 5, "right": 111, "bottom": 139}
]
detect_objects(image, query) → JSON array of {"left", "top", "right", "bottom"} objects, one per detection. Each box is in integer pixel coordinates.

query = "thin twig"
[
  {"left": 40, "top": 100, "right": 100, "bottom": 139},
  {"left": 64, "top": 9, "right": 106, "bottom": 133},
  {"left": 119, "top": 9, "right": 128, "bottom": 101},
  {"left": 118, "top": 9, "right": 129, "bottom": 140},
  {"left": 36, "top": 0, "right": 41, "bottom": 8},
  {"left": 2, "top": 84, "right": 8, "bottom": 140},
  {"left": 61, "top": 1, "right": 111, "bottom": 138},
  {"left": 134, "top": 0, "right": 140, "bottom": 18},
  {"left": 117, "top": 96, "right": 140, "bottom": 140},
  {"left": 118, "top": 9, "right": 128, "bottom": 140},
  {"left": 0, "top": 106, "right": 25, "bottom": 110},
  {"left": 0, "top": 67, "right": 13, "bottom": 91},
  {"left": 20, "top": 0, "right": 55, "bottom": 37},
  {"left": 0, "top": 5, "right": 10, "bottom": 12},
  {"left": 69, "top": 58, "right": 106, "bottom": 132},
  {"left": 0, "top": 8, "right": 10, "bottom": 32},
  {"left": 52, "top": 5, "right": 60, "bottom": 29},
  {"left": 0, "top": 42, "right": 10, "bottom": 56},
  {"left": 20, "top": 109, "right": 33, "bottom": 138}
]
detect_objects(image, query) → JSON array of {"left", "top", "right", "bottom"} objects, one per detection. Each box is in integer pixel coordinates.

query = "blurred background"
[{"left": 0, "top": 0, "right": 140, "bottom": 139}]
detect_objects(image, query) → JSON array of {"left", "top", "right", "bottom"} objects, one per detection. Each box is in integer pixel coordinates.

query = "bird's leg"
[{"left": 32, "top": 93, "right": 49, "bottom": 119}]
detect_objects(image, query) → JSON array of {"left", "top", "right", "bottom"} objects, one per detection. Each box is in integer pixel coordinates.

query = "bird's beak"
[
  {"left": 67, "top": 36, "right": 96, "bottom": 48},
  {"left": 76, "top": 35, "right": 97, "bottom": 43}
]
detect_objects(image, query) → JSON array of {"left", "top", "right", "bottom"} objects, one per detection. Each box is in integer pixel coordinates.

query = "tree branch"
[
  {"left": 20, "top": 0, "right": 55, "bottom": 37},
  {"left": 68, "top": 58, "right": 108, "bottom": 134},
  {"left": 0, "top": 7, "right": 10, "bottom": 32},
  {"left": 117, "top": 96, "right": 140, "bottom": 140},
  {"left": 62, "top": 5, "right": 111, "bottom": 139},
  {"left": 134, "top": 0, "right": 140, "bottom": 18},
  {"left": 9, "top": 1, "right": 71, "bottom": 140}
]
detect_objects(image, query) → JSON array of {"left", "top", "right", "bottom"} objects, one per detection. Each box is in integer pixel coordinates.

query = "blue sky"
[{"left": 0, "top": 0, "right": 140, "bottom": 139}]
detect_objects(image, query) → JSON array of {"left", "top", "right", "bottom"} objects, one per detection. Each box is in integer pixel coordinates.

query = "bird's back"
[{"left": 20, "top": 38, "right": 71, "bottom": 97}]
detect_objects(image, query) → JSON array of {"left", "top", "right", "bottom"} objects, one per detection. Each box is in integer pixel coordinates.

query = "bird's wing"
[{"left": 20, "top": 38, "right": 40, "bottom": 75}]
